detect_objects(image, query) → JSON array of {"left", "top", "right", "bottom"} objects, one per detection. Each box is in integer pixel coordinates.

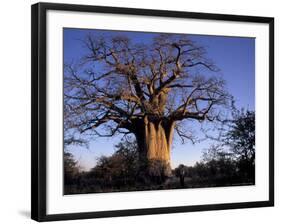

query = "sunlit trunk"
[
  {"left": 134, "top": 117, "right": 174, "bottom": 176},
  {"left": 145, "top": 119, "right": 174, "bottom": 163}
]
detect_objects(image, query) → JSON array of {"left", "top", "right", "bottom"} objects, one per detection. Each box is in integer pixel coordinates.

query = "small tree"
[
  {"left": 114, "top": 140, "right": 139, "bottom": 184},
  {"left": 174, "top": 164, "right": 189, "bottom": 187},
  {"left": 225, "top": 110, "right": 255, "bottom": 180},
  {"left": 202, "top": 145, "right": 232, "bottom": 163},
  {"left": 90, "top": 140, "right": 139, "bottom": 188},
  {"left": 226, "top": 110, "right": 255, "bottom": 163},
  {"left": 64, "top": 152, "right": 79, "bottom": 185}
]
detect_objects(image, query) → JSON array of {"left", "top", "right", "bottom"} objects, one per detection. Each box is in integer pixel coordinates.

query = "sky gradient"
[{"left": 64, "top": 28, "right": 255, "bottom": 170}]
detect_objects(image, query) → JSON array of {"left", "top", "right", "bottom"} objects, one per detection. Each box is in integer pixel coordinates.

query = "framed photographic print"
[{"left": 31, "top": 2, "right": 274, "bottom": 222}]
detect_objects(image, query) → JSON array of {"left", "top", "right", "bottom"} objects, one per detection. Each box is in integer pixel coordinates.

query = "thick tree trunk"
[
  {"left": 134, "top": 117, "right": 175, "bottom": 176},
  {"left": 144, "top": 117, "right": 174, "bottom": 163}
]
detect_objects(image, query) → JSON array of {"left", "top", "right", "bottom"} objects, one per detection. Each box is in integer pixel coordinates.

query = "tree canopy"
[{"left": 64, "top": 33, "right": 231, "bottom": 147}]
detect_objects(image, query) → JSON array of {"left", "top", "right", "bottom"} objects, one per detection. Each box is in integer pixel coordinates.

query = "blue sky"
[{"left": 64, "top": 28, "right": 255, "bottom": 170}]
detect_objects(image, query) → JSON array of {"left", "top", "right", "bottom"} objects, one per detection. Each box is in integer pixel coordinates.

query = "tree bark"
[{"left": 134, "top": 117, "right": 175, "bottom": 176}]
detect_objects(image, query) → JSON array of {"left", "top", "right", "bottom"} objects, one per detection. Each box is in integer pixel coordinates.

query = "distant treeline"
[{"left": 64, "top": 110, "right": 255, "bottom": 194}]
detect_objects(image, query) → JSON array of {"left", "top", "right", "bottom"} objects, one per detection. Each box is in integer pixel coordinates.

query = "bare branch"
[{"left": 64, "top": 33, "right": 231, "bottom": 143}]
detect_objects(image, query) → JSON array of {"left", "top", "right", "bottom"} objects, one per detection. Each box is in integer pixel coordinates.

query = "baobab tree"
[{"left": 64, "top": 33, "right": 230, "bottom": 173}]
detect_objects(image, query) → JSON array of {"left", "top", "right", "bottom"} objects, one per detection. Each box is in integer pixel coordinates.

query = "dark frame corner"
[{"left": 31, "top": 2, "right": 274, "bottom": 222}]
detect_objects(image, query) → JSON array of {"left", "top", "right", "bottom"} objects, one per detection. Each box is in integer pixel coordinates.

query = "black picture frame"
[{"left": 31, "top": 2, "right": 274, "bottom": 222}]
